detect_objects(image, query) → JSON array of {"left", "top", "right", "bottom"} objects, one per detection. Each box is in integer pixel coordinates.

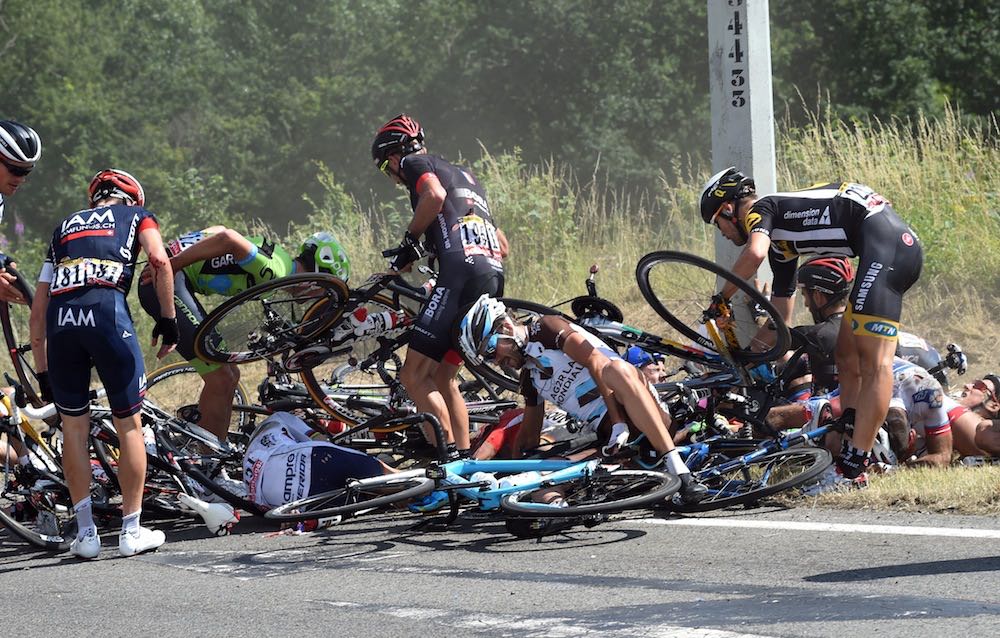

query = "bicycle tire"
[
  {"left": 459, "top": 298, "right": 566, "bottom": 393},
  {"left": 0, "top": 265, "right": 42, "bottom": 406},
  {"left": 0, "top": 461, "right": 75, "bottom": 550},
  {"left": 145, "top": 361, "right": 254, "bottom": 434},
  {"left": 264, "top": 474, "right": 435, "bottom": 522},
  {"left": 500, "top": 468, "right": 680, "bottom": 517},
  {"left": 673, "top": 446, "right": 832, "bottom": 513},
  {"left": 193, "top": 273, "right": 350, "bottom": 364},
  {"left": 636, "top": 250, "right": 791, "bottom": 364},
  {"left": 299, "top": 293, "right": 412, "bottom": 423}
]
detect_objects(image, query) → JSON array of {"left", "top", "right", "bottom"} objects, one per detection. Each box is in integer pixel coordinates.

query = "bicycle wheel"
[
  {"left": 194, "top": 273, "right": 349, "bottom": 364},
  {"left": 299, "top": 294, "right": 412, "bottom": 423},
  {"left": 636, "top": 251, "right": 790, "bottom": 364},
  {"left": 673, "top": 446, "right": 832, "bottom": 513},
  {"left": 145, "top": 361, "right": 254, "bottom": 434},
  {"left": 264, "top": 474, "right": 435, "bottom": 522},
  {"left": 0, "top": 265, "right": 42, "bottom": 406},
  {"left": 500, "top": 468, "right": 680, "bottom": 517},
  {"left": 0, "top": 462, "right": 76, "bottom": 550},
  {"left": 460, "top": 298, "right": 565, "bottom": 393}
]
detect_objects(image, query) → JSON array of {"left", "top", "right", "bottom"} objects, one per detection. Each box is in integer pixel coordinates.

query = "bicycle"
[{"left": 0, "top": 261, "right": 45, "bottom": 406}]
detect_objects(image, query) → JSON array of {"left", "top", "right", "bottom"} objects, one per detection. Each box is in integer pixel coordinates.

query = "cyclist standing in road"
[
  {"left": 28, "top": 169, "right": 179, "bottom": 558},
  {"left": 138, "top": 227, "right": 350, "bottom": 446},
  {"left": 699, "top": 168, "right": 923, "bottom": 485},
  {"left": 372, "top": 114, "right": 506, "bottom": 458}
]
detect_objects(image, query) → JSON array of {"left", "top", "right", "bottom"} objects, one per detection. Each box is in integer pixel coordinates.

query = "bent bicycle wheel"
[
  {"left": 193, "top": 273, "right": 349, "bottom": 364},
  {"left": 459, "top": 298, "right": 566, "bottom": 393},
  {"left": 673, "top": 446, "right": 831, "bottom": 513},
  {"left": 500, "top": 468, "right": 680, "bottom": 517},
  {"left": 0, "top": 265, "right": 42, "bottom": 406},
  {"left": 264, "top": 475, "right": 435, "bottom": 522},
  {"left": 636, "top": 251, "right": 790, "bottom": 364}
]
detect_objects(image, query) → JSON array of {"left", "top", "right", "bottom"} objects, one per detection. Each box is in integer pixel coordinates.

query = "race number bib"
[
  {"left": 167, "top": 231, "right": 206, "bottom": 257},
  {"left": 50, "top": 258, "right": 124, "bottom": 294},
  {"left": 839, "top": 183, "right": 888, "bottom": 213},
  {"left": 458, "top": 214, "right": 502, "bottom": 259}
]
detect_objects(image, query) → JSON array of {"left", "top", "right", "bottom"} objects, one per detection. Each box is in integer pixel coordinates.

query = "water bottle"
[
  {"left": 348, "top": 307, "right": 402, "bottom": 337},
  {"left": 498, "top": 471, "right": 542, "bottom": 490},
  {"left": 468, "top": 471, "right": 499, "bottom": 492},
  {"left": 142, "top": 425, "right": 157, "bottom": 457}
]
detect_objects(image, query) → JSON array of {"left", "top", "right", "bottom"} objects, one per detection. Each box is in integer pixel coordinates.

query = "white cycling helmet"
[{"left": 458, "top": 293, "right": 510, "bottom": 362}]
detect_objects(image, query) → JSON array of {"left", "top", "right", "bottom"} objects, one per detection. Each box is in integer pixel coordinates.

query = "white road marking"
[
  {"left": 309, "top": 600, "right": 777, "bottom": 637},
  {"left": 641, "top": 517, "right": 1000, "bottom": 539}
]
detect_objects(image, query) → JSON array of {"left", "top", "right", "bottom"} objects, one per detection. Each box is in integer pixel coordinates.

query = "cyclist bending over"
[
  {"left": 700, "top": 168, "right": 923, "bottom": 484},
  {"left": 138, "top": 227, "right": 350, "bottom": 444},
  {"left": 458, "top": 295, "right": 708, "bottom": 504}
]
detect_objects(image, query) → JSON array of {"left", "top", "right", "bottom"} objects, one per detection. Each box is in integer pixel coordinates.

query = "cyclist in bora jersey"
[
  {"left": 138, "top": 228, "right": 350, "bottom": 445},
  {"left": 29, "top": 169, "right": 178, "bottom": 558},
  {"left": 700, "top": 168, "right": 923, "bottom": 484},
  {"left": 372, "top": 114, "right": 507, "bottom": 458}
]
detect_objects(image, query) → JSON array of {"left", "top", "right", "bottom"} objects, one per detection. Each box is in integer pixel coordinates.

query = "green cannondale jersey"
[{"left": 167, "top": 229, "right": 295, "bottom": 297}]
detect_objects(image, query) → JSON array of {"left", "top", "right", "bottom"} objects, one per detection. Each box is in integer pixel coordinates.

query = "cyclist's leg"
[
  {"left": 400, "top": 350, "right": 453, "bottom": 445},
  {"left": 198, "top": 363, "right": 240, "bottom": 442},
  {"left": 601, "top": 359, "right": 674, "bottom": 451}
]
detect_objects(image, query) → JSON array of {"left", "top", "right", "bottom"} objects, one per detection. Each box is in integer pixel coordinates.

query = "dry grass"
[{"left": 803, "top": 465, "right": 1000, "bottom": 516}]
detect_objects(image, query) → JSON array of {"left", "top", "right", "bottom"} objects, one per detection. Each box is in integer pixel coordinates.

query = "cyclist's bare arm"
[
  {"left": 514, "top": 402, "right": 546, "bottom": 456},
  {"left": 561, "top": 330, "right": 626, "bottom": 425},
  {"left": 406, "top": 175, "right": 446, "bottom": 236},
  {"left": 170, "top": 227, "right": 255, "bottom": 271},
  {"left": 974, "top": 419, "right": 1000, "bottom": 457},
  {"left": 28, "top": 282, "right": 51, "bottom": 372},
  {"left": 720, "top": 232, "right": 769, "bottom": 300}
]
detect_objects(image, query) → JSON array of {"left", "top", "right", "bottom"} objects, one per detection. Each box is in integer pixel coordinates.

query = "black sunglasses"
[{"left": 1, "top": 159, "right": 32, "bottom": 177}]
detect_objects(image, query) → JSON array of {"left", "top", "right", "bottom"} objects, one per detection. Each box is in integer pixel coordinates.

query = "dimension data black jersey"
[{"left": 746, "top": 182, "right": 896, "bottom": 296}]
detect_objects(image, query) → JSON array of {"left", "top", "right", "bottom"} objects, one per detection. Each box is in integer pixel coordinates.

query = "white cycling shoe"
[
  {"left": 178, "top": 492, "right": 240, "bottom": 536},
  {"left": 119, "top": 526, "right": 165, "bottom": 557},
  {"left": 70, "top": 527, "right": 101, "bottom": 560}
]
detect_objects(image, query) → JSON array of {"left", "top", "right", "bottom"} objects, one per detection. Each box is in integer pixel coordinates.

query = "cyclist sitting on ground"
[
  {"left": 29, "top": 168, "right": 178, "bottom": 558},
  {"left": 457, "top": 294, "right": 708, "bottom": 504},
  {"left": 372, "top": 114, "right": 507, "bottom": 459},
  {"left": 700, "top": 168, "right": 923, "bottom": 484},
  {"left": 243, "top": 411, "right": 395, "bottom": 511},
  {"left": 138, "top": 227, "right": 350, "bottom": 445}
]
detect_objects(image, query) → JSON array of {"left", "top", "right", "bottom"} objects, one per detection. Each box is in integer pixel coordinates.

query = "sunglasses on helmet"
[{"left": 1, "top": 159, "right": 32, "bottom": 177}]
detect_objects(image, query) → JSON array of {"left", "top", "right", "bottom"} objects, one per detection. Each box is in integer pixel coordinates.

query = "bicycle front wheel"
[
  {"left": 500, "top": 468, "right": 680, "bottom": 517},
  {"left": 264, "top": 475, "right": 434, "bottom": 522},
  {"left": 193, "top": 273, "right": 350, "bottom": 364},
  {"left": 636, "top": 251, "right": 790, "bottom": 364},
  {"left": 674, "top": 446, "right": 832, "bottom": 513}
]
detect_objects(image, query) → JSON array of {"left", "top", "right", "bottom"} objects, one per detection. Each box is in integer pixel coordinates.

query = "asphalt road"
[{"left": 3, "top": 505, "right": 999, "bottom": 637}]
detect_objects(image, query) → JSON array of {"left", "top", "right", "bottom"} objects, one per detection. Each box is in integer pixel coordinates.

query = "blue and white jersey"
[
  {"left": 519, "top": 315, "right": 619, "bottom": 431},
  {"left": 38, "top": 204, "right": 158, "bottom": 298}
]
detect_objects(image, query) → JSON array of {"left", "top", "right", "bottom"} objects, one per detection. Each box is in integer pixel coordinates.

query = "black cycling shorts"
[
  {"left": 139, "top": 271, "right": 221, "bottom": 375},
  {"left": 308, "top": 445, "right": 383, "bottom": 495},
  {"left": 409, "top": 268, "right": 505, "bottom": 362},
  {"left": 848, "top": 206, "right": 923, "bottom": 340}
]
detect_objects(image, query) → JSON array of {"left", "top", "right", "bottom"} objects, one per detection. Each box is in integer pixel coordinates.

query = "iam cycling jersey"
[
  {"left": 38, "top": 204, "right": 158, "bottom": 418},
  {"left": 398, "top": 154, "right": 505, "bottom": 361},
  {"left": 747, "top": 182, "right": 923, "bottom": 339},
  {"left": 243, "top": 411, "right": 381, "bottom": 509},
  {"left": 166, "top": 229, "right": 295, "bottom": 296},
  {"left": 518, "top": 315, "right": 620, "bottom": 432}
]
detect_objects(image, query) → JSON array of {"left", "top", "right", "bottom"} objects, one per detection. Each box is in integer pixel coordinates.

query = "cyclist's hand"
[
  {"left": 703, "top": 293, "right": 728, "bottom": 320},
  {"left": 151, "top": 316, "right": 179, "bottom": 359},
  {"left": 139, "top": 263, "right": 153, "bottom": 285},
  {"left": 36, "top": 371, "right": 53, "bottom": 404},
  {"left": 601, "top": 422, "right": 630, "bottom": 457},
  {"left": 0, "top": 263, "right": 26, "bottom": 304},
  {"left": 385, "top": 231, "right": 425, "bottom": 271}
]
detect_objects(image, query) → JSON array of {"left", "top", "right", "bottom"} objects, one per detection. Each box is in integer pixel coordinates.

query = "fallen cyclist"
[{"left": 454, "top": 294, "right": 708, "bottom": 506}]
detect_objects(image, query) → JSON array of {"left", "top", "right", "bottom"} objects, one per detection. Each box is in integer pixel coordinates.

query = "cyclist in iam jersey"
[
  {"left": 372, "top": 114, "right": 507, "bottom": 459},
  {"left": 138, "top": 227, "right": 350, "bottom": 445},
  {"left": 29, "top": 169, "right": 178, "bottom": 558},
  {"left": 700, "top": 168, "right": 923, "bottom": 485}
]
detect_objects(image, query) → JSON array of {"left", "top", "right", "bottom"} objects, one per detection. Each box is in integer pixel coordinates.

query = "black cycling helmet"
[
  {"left": 796, "top": 255, "right": 855, "bottom": 298},
  {"left": 371, "top": 114, "right": 425, "bottom": 170},
  {"left": 0, "top": 120, "right": 42, "bottom": 165},
  {"left": 699, "top": 166, "right": 755, "bottom": 223}
]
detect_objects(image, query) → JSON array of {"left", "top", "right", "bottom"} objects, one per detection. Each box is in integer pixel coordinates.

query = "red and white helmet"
[{"left": 88, "top": 168, "right": 145, "bottom": 207}]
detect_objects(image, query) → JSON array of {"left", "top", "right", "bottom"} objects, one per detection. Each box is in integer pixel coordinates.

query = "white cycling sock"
[
  {"left": 663, "top": 450, "right": 690, "bottom": 476},
  {"left": 122, "top": 510, "right": 142, "bottom": 536},
  {"left": 73, "top": 497, "right": 95, "bottom": 539}
]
